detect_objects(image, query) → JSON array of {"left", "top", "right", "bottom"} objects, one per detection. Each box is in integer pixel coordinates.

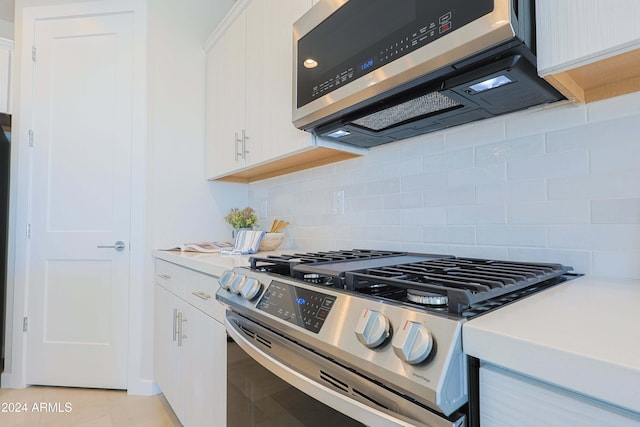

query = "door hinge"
[
  {"left": 26, "top": 223, "right": 31, "bottom": 238},
  {"left": 23, "top": 317, "right": 28, "bottom": 332},
  {"left": 28, "top": 129, "right": 34, "bottom": 147},
  {"left": 32, "top": 46, "right": 36, "bottom": 62}
]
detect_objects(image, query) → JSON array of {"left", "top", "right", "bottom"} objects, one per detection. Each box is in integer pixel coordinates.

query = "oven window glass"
[{"left": 227, "top": 339, "right": 364, "bottom": 426}]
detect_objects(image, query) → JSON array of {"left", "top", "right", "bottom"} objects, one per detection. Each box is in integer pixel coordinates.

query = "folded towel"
[{"left": 221, "top": 230, "right": 266, "bottom": 255}]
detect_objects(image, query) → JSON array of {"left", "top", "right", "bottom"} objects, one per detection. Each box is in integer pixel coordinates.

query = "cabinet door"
[
  {"left": 536, "top": 0, "right": 640, "bottom": 74},
  {"left": 206, "top": 12, "right": 247, "bottom": 178},
  {"left": 244, "top": 0, "right": 313, "bottom": 166},
  {"left": 183, "top": 306, "right": 227, "bottom": 427},
  {"left": 153, "top": 285, "right": 184, "bottom": 422}
]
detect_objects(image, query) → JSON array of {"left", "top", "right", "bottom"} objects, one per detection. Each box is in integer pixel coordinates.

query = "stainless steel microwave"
[{"left": 292, "top": 0, "right": 563, "bottom": 148}]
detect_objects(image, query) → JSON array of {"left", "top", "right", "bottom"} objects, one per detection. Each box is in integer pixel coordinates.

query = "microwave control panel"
[{"left": 297, "top": 0, "right": 494, "bottom": 107}]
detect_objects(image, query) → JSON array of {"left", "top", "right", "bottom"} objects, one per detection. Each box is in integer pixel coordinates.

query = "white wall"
[
  {"left": 145, "top": 0, "right": 245, "bottom": 390},
  {"left": 249, "top": 91, "right": 640, "bottom": 280},
  {"left": 147, "top": 0, "right": 243, "bottom": 250},
  {"left": 0, "top": 19, "right": 13, "bottom": 40}
]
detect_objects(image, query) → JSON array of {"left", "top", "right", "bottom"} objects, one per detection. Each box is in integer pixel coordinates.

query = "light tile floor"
[{"left": 0, "top": 386, "right": 181, "bottom": 426}]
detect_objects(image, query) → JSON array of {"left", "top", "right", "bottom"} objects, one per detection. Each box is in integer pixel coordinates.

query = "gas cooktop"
[{"left": 249, "top": 249, "right": 576, "bottom": 317}]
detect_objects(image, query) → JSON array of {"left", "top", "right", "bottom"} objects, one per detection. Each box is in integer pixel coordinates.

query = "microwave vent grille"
[{"left": 351, "top": 92, "right": 461, "bottom": 131}]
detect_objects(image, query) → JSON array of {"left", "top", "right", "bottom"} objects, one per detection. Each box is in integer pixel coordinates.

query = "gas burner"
[
  {"left": 303, "top": 273, "right": 333, "bottom": 286},
  {"left": 406, "top": 289, "right": 448, "bottom": 306}
]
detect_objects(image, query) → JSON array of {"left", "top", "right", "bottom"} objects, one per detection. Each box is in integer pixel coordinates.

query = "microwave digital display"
[{"left": 296, "top": 0, "right": 494, "bottom": 108}]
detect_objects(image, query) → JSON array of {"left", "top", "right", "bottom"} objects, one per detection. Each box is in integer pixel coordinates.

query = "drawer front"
[
  {"left": 155, "top": 259, "right": 186, "bottom": 298},
  {"left": 184, "top": 268, "right": 225, "bottom": 323}
]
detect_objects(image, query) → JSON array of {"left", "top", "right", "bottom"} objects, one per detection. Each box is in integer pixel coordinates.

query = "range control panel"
[{"left": 256, "top": 281, "right": 336, "bottom": 333}]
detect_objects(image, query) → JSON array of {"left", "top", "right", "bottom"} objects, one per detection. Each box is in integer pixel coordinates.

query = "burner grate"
[
  {"left": 249, "top": 249, "right": 408, "bottom": 277},
  {"left": 346, "top": 258, "right": 573, "bottom": 315}
]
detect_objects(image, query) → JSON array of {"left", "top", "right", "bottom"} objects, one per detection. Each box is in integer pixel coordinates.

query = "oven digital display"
[{"left": 256, "top": 281, "right": 336, "bottom": 334}]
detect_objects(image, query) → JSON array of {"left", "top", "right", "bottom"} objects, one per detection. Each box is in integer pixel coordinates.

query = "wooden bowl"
[{"left": 259, "top": 232, "right": 285, "bottom": 251}]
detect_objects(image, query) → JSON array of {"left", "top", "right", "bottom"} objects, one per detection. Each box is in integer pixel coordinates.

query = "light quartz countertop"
[
  {"left": 152, "top": 249, "right": 288, "bottom": 277},
  {"left": 463, "top": 275, "right": 640, "bottom": 414}
]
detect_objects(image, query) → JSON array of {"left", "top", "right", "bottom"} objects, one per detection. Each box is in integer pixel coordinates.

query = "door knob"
[{"left": 97, "top": 241, "right": 126, "bottom": 251}]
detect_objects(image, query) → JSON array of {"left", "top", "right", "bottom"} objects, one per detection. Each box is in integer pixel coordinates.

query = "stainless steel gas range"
[{"left": 217, "top": 250, "right": 577, "bottom": 427}]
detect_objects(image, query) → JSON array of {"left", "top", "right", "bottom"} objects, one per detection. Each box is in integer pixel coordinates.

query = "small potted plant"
[{"left": 225, "top": 207, "right": 258, "bottom": 238}]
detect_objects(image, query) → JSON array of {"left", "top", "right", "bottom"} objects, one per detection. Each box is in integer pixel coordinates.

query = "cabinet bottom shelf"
[{"left": 209, "top": 146, "right": 363, "bottom": 183}]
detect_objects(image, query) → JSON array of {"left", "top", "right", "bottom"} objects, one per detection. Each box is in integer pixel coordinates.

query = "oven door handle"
[{"left": 225, "top": 317, "right": 422, "bottom": 427}]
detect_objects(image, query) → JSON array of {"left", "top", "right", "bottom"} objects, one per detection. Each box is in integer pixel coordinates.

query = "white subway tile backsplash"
[
  {"left": 423, "top": 225, "right": 476, "bottom": 245},
  {"left": 401, "top": 207, "right": 447, "bottom": 226},
  {"left": 383, "top": 192, "right": 423, "bottom": 209},
  {"left": 365, "top": 177, "right": 401, "bottom": 195},
  {"left": 350, "top": 195, "right": 384, "bottom": 212},
  {"left": 444, "top": 118, "right": 505, "bottom": 150},
  {"left": 505, "top": 101, "right": 586, "bottom": 138},
  {"left": 401, "top": 171, "right": 447, "bottom": 193},
  {"left": 587, "top": 91, "right": 640, "bottom": 123},
  {"left": 507, "top": 150, "right": 589, "bottom": 181},
  {"left": 590, "top": 142, "right": 640, "bottom": 174},
  {"left": 423, "top": 147, "right": 473, "bottom": 172},
  {"left": 446, "top": 205, "right": 506, "bottom": 225},
  {"left": 476, "top": 179, "right": 547, "bottom": 205},
  {"left": 546, "top": 115, "right": 640, "bottom": 153},
  {"left": 547, "top": 169, "right": 640, "bottom": 200},
  {"left": 397, "top": 133, "right": 445, "bottom": 157},
  {"left": 447, "top": 163, "right": 506, "bottom": 187},
  {"left": 548, "top": 225, "right": 640, "bottom": 251},
  {"left": 249, "top": 94, "right": 640, "bottom": 279},
  {"left": 381, "top": 225, "right": 423, "bottom": 242},
  {"left": 507, "top": 200, "right": 591, "bottom": 224},
  {"left": 476, "top": 225, "right": 547, "bottom": 247},
  {"left": 474, "top": 134, "right": 545, "bottom": 166},
  {"left": 382, "top": 157, "right": 424, "bottom": 178},
  {"left": 359, "top": 210, "right": 403, "bottom": 225},
  {"left": 423, "top": 186, "right": 476, "bottom": 207},
  {"left": 351, "top": 225, "right": 383, "bottom": 241},
  {"left": 591, "top": 198, "right": 640, "bottom": 224},
  {"left": 592, "top": 251, "right": 640, "bottom": 279}
]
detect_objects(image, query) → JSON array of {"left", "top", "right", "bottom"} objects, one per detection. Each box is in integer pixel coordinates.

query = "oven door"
[{"left": 225, "top": 311, "right": 465, "bottom": 427}]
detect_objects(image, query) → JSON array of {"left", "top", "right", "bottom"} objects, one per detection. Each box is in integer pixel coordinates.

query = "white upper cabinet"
[
  {"left": 204, "top": 0, "right": 365, "bottom": 183},
  {"left": 0, "top": 38, "right": 13, "bottom": 114},
  {"left": 206, "top": 14, "right": 246, "bottom": 177},
  {"left": 536, "top": 0, "right": 640, "bottom": 103},
  {"left": 243, "top": 0, "right": 310, "bottom": 166}
]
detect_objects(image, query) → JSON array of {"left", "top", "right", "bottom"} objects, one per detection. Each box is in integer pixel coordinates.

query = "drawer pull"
[
  {"left": 192, "top": 291, "right": 212, "bottom": 301},
  {"left": 158, "top": 274, "right": 171, "bottom": 280}
]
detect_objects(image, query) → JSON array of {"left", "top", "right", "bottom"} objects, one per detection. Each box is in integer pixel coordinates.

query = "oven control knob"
[
  {"left": 392, "top": 321, "right": 433, "bottom": 365},
  {"left": 240, "top": 278, "right": 262, "bottom": 300},
  {"left": 218, "top": 270, "right": 235, "bottom": 290},
  {"left": 229, "top": 274, "right": 247, "bottom": 294},
  {"left": 354, "top": 309, "right": 390, "bottom": 349}
]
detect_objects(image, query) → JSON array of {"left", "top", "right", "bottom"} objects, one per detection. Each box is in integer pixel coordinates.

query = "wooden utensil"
[{"left": 269, "top": 219, "right": 289, "bottom": 233}]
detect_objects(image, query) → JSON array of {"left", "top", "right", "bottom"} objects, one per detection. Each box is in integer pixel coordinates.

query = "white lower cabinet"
[
  {"left": 480, "top": 364, "right": 640, "bottom": 427},
  {"left": 154, "top": 260, "right": 226, "bottom": 426}
]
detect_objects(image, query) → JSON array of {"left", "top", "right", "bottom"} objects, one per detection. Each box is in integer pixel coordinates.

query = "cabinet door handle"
[
  {"left": 158, "top": 274, "right": 171, "bottom": 280},
  {"left": 235, "top": 132, "right": 243, "bottom": 161},
  {"left": 192, "top": 290, "right": 212, "bottom": 301},
  {"left": 178, "top": 312, "right": 188, "bottom": 347},
  {"left": 172, "top": 308, "right": 178, "bottom": 342},
  {"left": 242, "top": 129, "right": 249, "bottom": 158}
]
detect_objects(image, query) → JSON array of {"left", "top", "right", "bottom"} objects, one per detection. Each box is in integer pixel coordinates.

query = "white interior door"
[{"left": 25, "top": 12, "right": 133, "bottom": 389}]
